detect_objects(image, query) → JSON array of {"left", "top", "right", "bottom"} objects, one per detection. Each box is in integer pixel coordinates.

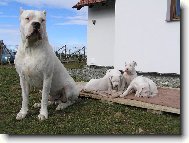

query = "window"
[{"left": 166, "top": 0, "right": 180, "bottom": 22}]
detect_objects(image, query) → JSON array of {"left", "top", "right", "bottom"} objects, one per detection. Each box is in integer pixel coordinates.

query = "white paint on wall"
[
  {"left": 114, "top": 0, "right": 180, "bottom": 74},
  {"left": 87, "top": 2, "right": 115, "bottom": 66}
]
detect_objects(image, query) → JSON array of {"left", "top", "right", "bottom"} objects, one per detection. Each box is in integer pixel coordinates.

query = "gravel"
[
  {"left": 68, "top": 66, "right": 180, "bottom": 88},
  {"left": 144, "top": 75, "right": 180, "bottom": 88}
]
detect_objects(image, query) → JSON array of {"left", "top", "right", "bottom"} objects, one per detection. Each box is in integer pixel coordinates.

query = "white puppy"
[
  {"left": 120, "top": 76, "right": 158, "bottom": 98},
  {"left": 84, "top": 69, "right": 124, "bottom": 93},
  {"left": 14, "top": 9, "right": 79, "bottom": 120},
  {"left": 123, "top": 61, "right": 137, "bottom": 86},
  {"left": 106, "top": 69, "right": 126, "bottom": 91}
]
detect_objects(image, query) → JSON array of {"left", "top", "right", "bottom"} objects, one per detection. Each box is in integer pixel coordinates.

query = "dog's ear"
[
  {"left": 106, "top": 69, "right": 111, "bottom": 75},
  {"left": 132, "top": 61, "right": 137, "bottom": 67},
  {"left": 43, "top": 10, "right": 46, "bottom": 16},
  {"left": 20, "top": 7, "right": 24, "bottom": 15},
  {"left": 106, "top": 69, "right": 111, "bottom": 73},
  {"left": 119, "top": 70, "right": 124, "bottom": 75},
  {"left": 125, "top": 62, "right": 127, "bottom": 67}
]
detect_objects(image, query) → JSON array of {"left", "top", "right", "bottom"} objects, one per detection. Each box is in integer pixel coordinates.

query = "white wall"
[
  {"left": 114, "top": 0, "right": 180, "bottom": 74},
  {"left": 87, "top": 2, "right": 115, "bottom": 66}
]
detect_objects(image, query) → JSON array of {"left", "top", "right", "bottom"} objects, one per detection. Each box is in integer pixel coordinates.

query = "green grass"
[
  {"left": 0, "top": 65, "right": 181, "bottom": 135},
  {"left": 64, "top": 61, "right": 86, "bottom": 69}
]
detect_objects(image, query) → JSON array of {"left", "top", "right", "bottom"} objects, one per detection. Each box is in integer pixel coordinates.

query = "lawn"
[{"left": 0, "top": 65, "right": 181, "bottom": 135}]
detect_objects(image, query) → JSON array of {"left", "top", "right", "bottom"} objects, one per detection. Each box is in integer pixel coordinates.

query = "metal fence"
[
  {"left": 55, "top": 45, "right": 87, "bottom": 63},
  {"left": 0, "top": 41, "right": 87, "bottom": 65}
]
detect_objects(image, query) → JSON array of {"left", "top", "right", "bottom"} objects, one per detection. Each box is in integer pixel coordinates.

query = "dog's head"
[
  {"left": 109, "top": 75, "right": 123, "bottom": 91},
  {"left": 20, "top": 8, "right": 47, "bottom": 43},
  {"left": 124, "top": 61, "right": 137, "bottom": 75},
  {"left": 105, "top": 69, "right": 123, "bottom": 90},
  {"left": 106, "top": 69, "right": 123, "bottom": 76}
]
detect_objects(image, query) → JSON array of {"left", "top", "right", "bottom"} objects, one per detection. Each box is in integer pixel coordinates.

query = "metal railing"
[{"left": 55, "top": 45, "right": 87, "bottom": 63}]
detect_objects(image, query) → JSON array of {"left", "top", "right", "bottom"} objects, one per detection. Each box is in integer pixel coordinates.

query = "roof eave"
[{"left": 72, "top": 0, "right": 107, "bottom": 10}]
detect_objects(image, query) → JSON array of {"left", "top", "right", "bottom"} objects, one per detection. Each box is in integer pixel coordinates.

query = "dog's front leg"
[
  {"left": 16, "top": 75, "right": 29, "bottom": 120},
  {"left": 107, "top": 78, "right": 113, "bottom": 95},
  {"left": 120, "top": 85, "right": 133, "bottom": 98},
  {"left": 119, "top": 77, "right": 127, "bottom": 92},
  {"left": 38, "top": 75, "right": 52, "bottom": 120}
]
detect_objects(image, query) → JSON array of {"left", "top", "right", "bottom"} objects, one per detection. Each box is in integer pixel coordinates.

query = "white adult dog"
[
  {"left": 120, "top": 76, "right": 158, "bottom": 98},
  {"left": 14, "top": 9, "right": 79, "bottom": 120},
  {"left": 84, "top": 69, "right": 125, "bottom": 93},
  {"left": 123, "top": 61, "right": 138, "bottom": 86}
]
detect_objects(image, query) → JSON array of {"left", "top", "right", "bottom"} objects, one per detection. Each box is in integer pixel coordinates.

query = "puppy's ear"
[
  {"left": 119, "top": 70, "right": 124, "bottom": 75},
  {"left": 106, "top": 69, "right": 110, "bottom": 75},
  {"left": 132, "top": 61, "right": 137, "bottom": 67},
  {"left": 20, "top": 7, "right": 24, "bottom": 15},
  {"left": 107, "top": 69, "right": 111, "bottom": 73},
  {"left": 43, "top": 10, "right": 46, "bottom": 16},
  {"left": 125, "top": 62, "right": 127, "bottom": 67}
]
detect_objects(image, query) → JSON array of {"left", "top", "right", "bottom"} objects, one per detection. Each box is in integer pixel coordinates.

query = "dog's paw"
[
  {"left": 16, "top": 112, "right": 27, "bottom": 120},
  {"left": 135, "top": 93, "right": 141, "bottom": 97},
  {"left": 33, "top": 103, "right": 41, "bottom": 108},
  {"left": 38, "top": 114, "right": 48, "bottom": 120},
  {"left": 119, "top": 94, "right": 125, "bottom": 98},
  {"left": 56, "top": 103, "right": 68, "bottom": 111},
  {"left": 56, "top": 105, "right": 64, "bottom": 111}
]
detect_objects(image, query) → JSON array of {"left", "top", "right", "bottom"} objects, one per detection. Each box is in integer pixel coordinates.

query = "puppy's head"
[
  {"left": 109, "top": 75, "right": 122, "bottom": 91},
  {"left": 106, "top": 69, "right": 122, "bottom": 76},
  {"left": 20, "top": 8, "right": 47, "bottom": 43},
  {"left": 124, "top": 61, "right": 137, "bottom": 75}
]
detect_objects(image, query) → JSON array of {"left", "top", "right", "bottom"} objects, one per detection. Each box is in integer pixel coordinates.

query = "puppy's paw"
[
  {"left": 38, "top": 114, "right": 48, "bottom": 120},
  {"left": 119, "top": 94, "right": 125, "bottom": 98},
  {"left": 16, "top": 112, "right": 27, "bottom": 120},
  {"left": 33, "top": 103, "right": 41, "bottom": 108},
  {"left": 135, "top": 93, "right": 141, "bottom": 97}
]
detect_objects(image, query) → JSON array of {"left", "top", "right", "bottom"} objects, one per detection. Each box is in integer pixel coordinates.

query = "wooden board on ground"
[{"left": 79, "top": 87, "right": 180, "bottom": 115}]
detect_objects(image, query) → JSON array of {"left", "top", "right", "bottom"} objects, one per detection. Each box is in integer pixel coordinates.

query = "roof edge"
[{"left": 72, "top": 0, "right": 107, "bottom": 10}]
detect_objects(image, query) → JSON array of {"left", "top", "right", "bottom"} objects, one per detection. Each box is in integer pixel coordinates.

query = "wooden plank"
[{"left": 79, "top": 91, "right": 180, "bottom": 114}]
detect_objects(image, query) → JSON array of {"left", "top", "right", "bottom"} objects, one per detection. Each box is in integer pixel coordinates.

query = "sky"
[{"left": 0, "top": 0, "right": 87, "bottom": 51}]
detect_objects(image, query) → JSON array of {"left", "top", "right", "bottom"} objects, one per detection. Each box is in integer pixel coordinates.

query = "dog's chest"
[
  {"left": 124, "top": 73, "right": 132, "bottom": 83},
  {"left": 19, "top": 54, "right": 44, "bottom": 87}
]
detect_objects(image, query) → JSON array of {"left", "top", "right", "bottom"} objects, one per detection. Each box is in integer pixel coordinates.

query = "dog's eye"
[
  {"left": 25, "top": 17, "right": 29, "bottom": 21},
  {"left": 41, "top": 19, "right": 45, "bottom": 22}
]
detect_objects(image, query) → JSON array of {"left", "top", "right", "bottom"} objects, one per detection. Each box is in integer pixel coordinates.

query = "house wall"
[
  {"left": 114, "top": 0, "right": 180, "bottom": 74},
  {"left": 87, "top": 2, "right": 115, "bottom": 66}
]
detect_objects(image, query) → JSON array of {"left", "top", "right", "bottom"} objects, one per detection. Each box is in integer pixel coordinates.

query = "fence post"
[
  {"left": 65, "top": 45, "right": 67, "bottom": 59},
  {"left": 83, "top": 46, "right": 86, "bottom": 59},
  {"left": 59, "top": 52, "right": 61, "bottom": 60}
]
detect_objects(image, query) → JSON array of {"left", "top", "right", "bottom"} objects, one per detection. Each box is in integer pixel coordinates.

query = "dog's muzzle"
[
  {"left": 26, "top": 22, "right": 42, "bottom": 40},
  {"left": 113, "top": 85, "right": 119, "bottom": 91},
  {"left": 32, "top": 22, "right": 41, "bottom": 30}
]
